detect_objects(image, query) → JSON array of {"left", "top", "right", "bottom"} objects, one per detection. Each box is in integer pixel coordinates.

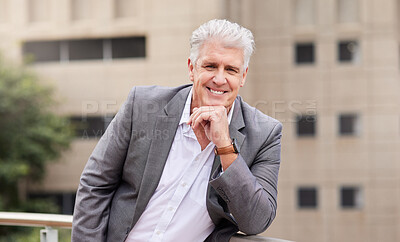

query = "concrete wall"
[
  {"left": 234, "top": 1, "right": 400, "bottom": 241},
  {"left": 1, "top": 0, "right": 399, "bottom": 241},
  {"left": 0, "top": 0, "right": 226, "bottom": 191}
]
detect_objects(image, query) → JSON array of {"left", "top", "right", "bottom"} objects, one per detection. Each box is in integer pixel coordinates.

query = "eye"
[
  {"left": 226, "top": 68, "right": 238, "bottom": 74},
  {"left": 204, "top": 65, "right": 216, "bottom": 70}
]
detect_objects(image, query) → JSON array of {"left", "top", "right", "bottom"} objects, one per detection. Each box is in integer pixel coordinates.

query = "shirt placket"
[{"left": 150, "top": 132, "right": 213, "bottom": 241}]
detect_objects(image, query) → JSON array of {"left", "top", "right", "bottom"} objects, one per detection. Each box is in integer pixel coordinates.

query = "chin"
[{"left": 205, "top": 101, "right": 226, "bottom": 107}]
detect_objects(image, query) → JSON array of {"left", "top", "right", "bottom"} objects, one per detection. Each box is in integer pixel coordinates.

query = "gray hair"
[{"left": 189, "top": 19, "right": 255, "bottom": 70}]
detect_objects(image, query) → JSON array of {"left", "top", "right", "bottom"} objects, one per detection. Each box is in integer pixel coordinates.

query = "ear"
[
  {"left": 188, "top": 58, "right": 194, "bottom": 82},
  {"left": 240, "top": 67, "right": 248, "bottom": 87}
]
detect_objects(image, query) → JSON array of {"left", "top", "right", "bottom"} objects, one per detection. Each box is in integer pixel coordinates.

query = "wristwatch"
[{"left": 214, "top": 138, "right": 239, "bottom": 155}]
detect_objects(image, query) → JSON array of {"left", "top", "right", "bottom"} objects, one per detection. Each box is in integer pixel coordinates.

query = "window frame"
[
  {"left": 297, "top": 186, "right": 318, "bottom": 209},
  {"left": 340, "top": 186, "right": 363, "bottom": 209},
  {"left": 22, "top": 36, "right": 146, "bottom": 63},
  {"left": 338, "top": 113, "right": 360, "bottom": 136},
  {"left": 296, "top": 114, "right": 317, "bottom": 137},
  {"left": 295, "top": 42, "right": 316, "bottom": 65},
  {"left": 70, "top": 115, "right": 114, "bottom": 139},
  {"left": 338, "top": 40, "right": 360, "bottom": 64}
]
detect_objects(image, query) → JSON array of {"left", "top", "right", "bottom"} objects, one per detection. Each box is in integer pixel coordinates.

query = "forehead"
[{"left": 197, "top": 40, "right": 244, "bottom": 67}]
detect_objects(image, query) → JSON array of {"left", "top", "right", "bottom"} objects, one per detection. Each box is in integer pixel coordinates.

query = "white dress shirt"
[{"left": 126, "top": 88, "right": 234, "bottom": 242}]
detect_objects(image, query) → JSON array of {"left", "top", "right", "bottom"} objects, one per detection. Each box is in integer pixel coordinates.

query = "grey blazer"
[{"left": 72, "top": 85, "right": 282, "bottom": 242}]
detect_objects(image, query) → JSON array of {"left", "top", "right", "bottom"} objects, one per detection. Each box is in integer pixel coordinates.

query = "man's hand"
[
  {"left": 188, "top": 106, "right": 237, "bottom": 170},
  {"left": 187, "top": 106, "right": 231, "bottom": 148}
]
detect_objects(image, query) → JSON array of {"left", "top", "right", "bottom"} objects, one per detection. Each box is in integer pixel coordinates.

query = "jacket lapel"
[
  {"left": 131, "top": 86, "right": 191, "bottom": 226},
  {"left": 211, "top": 98, "right": 246, "bottom": 174},
  {"left": 208, "top": 97, "right": 246, "bottom": 226}
]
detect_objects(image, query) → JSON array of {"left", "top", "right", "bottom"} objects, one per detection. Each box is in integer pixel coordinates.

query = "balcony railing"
[{"left": 0, "top": 212, "right": 293, "bottom": 242}]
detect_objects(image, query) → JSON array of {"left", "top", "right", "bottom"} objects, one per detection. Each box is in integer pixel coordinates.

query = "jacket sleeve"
[
  {"left": 209, "top": 121, "right": 282, "bottom": 235},
  {"left": 71, "top": 88, "right": 135, "bottom": 242}
]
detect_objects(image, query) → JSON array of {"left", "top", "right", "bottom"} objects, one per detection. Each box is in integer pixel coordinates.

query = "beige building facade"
[{"left": 0, "top": 0, "right": 399, "bottom": 241}]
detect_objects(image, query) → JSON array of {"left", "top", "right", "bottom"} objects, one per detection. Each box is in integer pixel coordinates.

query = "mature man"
[{"left": 72, "top": 19, "right": 282, "bottom": 242}]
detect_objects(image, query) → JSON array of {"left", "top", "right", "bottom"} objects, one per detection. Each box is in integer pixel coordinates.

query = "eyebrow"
[
  {"left": 201, "top": 61, "right": 216, "bottom": 66},
  {"left": 201, "top": 62, "right": 240, "bottom": 71}
]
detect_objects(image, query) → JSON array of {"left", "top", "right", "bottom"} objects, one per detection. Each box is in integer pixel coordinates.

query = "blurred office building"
[{"left": 0, "top": 0, "right": 399, "bottom": 241}]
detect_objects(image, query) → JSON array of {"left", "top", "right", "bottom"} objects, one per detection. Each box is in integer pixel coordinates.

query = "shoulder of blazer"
[
  {"left": 129, "top": 84, "right": 192, "bottom": 103},
  {"left": 236, "top": 95, "right": 282, "bottom": 135},
  {"left": 125, "top": 84, "right": 192, "bottom": 117}
]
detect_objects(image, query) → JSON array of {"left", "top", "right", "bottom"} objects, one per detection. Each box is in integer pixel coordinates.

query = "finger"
[
  {"left": 192, "top": 111, "right": 213, "bottom": 129},
  {"left": 187, "top": 107, "right": 199, "bottom": 125},
  {"left": 189, "top": 106, "right": 207, "bottom": 127},
  {"left": 188, "top": 106, "right": 222, "bottom": 128},
  {"left": 187, "top": 108, "right": 198, "bottom": 126}
]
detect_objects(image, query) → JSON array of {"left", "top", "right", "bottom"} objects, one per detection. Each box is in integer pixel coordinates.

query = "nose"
[{"left": 213, "top": 69, "right": 226, "bottom": 85}]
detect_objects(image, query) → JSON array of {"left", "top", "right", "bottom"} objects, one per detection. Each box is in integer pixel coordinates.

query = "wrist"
[
  {"left": 214, "top": 136, "right": 232, "bottom": 148},
  {"left": 214, "top": 138, "right": 239, "bottom": 156}
]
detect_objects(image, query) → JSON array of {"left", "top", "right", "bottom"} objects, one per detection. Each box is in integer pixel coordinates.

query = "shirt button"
[
  {"left": 181, "top": 182, "right": 187, "bottom": 187},
  {"left": 168, "top": 207, "right": 174, "bottom": 211},
  {"left": 156, "top": 230, "right": 161, "bottom": 235}
]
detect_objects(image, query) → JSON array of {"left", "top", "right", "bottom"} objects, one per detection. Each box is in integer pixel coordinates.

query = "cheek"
[
  {"left": 198, "top": 73, "right": 211, "bottom": 84},
  {"left": 229, "top": 78, "right": 242, "bottom": 89}
]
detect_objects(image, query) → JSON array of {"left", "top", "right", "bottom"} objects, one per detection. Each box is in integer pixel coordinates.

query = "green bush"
[{"left": 0, "top": 56, "right": 73, "bottom": 238}]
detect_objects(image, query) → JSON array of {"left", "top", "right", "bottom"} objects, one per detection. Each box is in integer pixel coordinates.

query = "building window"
[
  {"left": 28, "top": 192, "right": 76, "bottom": 215},
  {"left": 337, "top": 0, "right": 358, "bottom": 23},
  {"left": 340, "top": 186, "right": 362, "bottom": 209},
  {"left": 339, "top": 113, "right": 359, "bottom": 136},
  {"left": 23, "top": 41, "right": 60, "bottom": 62},
  {"left": 111, "top": 37, "right": 146, "bottom": 59},
  {"left": 294, "top": 0, "right": 315, "bottom": 25},
  {"left": 338, "top": 40, "right": 359, "bottom": 63},
  {"left": 22, "top": 36, "right": 146, "bottom": 63},
  {"left": 70, "top": 116, "right": 114, "bottom": 139},
  {"left": 71, "top": 0, "right": 92, "bottom": 21},
  {"left": 298, "top": 187, "right": 318, "bottom": 208},
  {"left": 27, "top": 0, "right": 49, "bottom": 23},
  {"left": 69, "top": 39, "right": 103, "bottom": 61},
  {"left": 114, "top": 0, "right": 137, "bottom": 18},
  {"left": 295, "top": 43, "right": 315, "bottom": 64},
  {"left": 296, "top": 115, "right": 316, "bottom": 137}
]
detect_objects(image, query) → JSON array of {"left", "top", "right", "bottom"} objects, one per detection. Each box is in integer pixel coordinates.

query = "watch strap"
[{"left": 214, "top": 139, "right": 239, "bottom": 155}]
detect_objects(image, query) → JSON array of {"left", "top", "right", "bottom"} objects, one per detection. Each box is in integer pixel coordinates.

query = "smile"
[{"left": 207, "top": 87, "right": 227, "bottom": 95}]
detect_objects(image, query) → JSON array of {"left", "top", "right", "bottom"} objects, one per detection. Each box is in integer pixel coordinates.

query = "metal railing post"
[{"left": 40, "top": 226, "right": 58, "bottom": 242}]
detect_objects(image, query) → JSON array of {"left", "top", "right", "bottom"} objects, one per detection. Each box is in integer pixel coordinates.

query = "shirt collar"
[{"left": 179, "top": 87, "right": 235, "bottom": 126}]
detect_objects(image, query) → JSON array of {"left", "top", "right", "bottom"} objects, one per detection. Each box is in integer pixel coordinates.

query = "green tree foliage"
[
  {"left": 0, "top": 56, "right": 72, "bottom": 212},
  {"left": 0, "top": 227, "right": 71, "bottom": 242}
]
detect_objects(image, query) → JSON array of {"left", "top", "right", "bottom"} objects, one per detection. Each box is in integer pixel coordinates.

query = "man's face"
[{"left": 188, "top": 40, "right": 248, "bottom": 113}]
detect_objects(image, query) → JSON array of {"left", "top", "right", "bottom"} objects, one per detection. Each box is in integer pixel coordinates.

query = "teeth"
[{"left": 209, "top": 88, "right": 224, "bottom": 95}]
